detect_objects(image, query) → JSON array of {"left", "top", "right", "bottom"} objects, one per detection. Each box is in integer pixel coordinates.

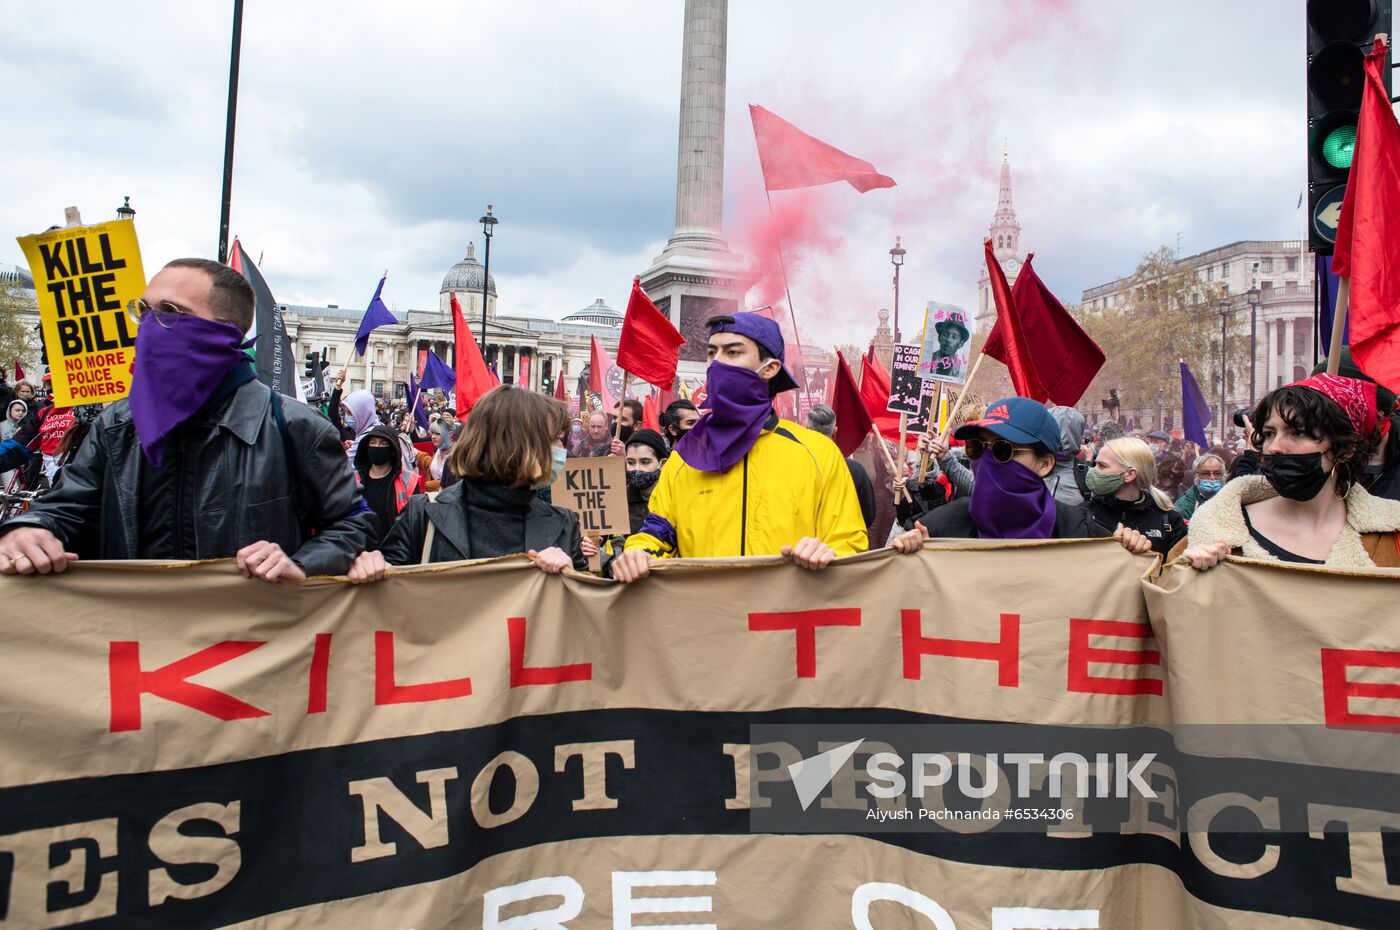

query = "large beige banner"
[{"left": 0, "top": 541, "right": 1396, "bottom": 928}]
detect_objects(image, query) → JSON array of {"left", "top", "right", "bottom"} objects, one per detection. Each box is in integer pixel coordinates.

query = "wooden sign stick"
[{"left": 871, "top": 424, "right": 912, "bottom": 503}]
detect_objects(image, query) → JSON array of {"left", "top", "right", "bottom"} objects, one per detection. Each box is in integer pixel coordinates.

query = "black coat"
[
  {"left": 380, "top": 478, "right": 586, "bottom": 568},
  {"left": 1084, "top": 492, "right": 1187, "bottom": 556},
  {"left": 0, "top": 379, "right": 377, "bottom": 575},
  {"left": 847, "top": 458, "right": 876, "bottom": 530},
  {"left": 917, "top": 496, "right": 1111, "bottom": 540}
]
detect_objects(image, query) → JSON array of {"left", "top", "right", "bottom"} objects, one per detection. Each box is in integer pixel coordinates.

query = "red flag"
[
  {"left": 641, "top": 392, "right": 661, "bottom": 432},
  {"left": 749, "top": 105, "right": 896, "bottom": 193},
  {"left": 553, "top": 374, "right": 566, "bottom": 402},
  {"left": 616, "top": 278, "right": 685, "bottom": 389},
  {"left": 13, "top": 360, "right": 24, "bottom": 381},
  {"left": 451, "top": 294, "right": 498, "bottom": 415},
  {"left": 830, "top": 352, "right": 873, "bottom": 456},
  {"left": 982, "top": 239, "right": 1047, "bottom": 402},
  {"left": 982, "top": 253, "right": 1104, "bottom": 405},
  {"left": 1333, "top": 37, "right": 1400, "bottom": 391},
  {"left": 860, "top": 346, "right": 903, "bottom": 443},
  {"left": 589, "top": 335, "right": 619, "bottom": 413}
]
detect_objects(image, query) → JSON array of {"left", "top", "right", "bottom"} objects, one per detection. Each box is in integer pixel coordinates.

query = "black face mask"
[
  {"left": 617, "top": 424, "right": 634, "bottom": 445},
  {"left": 1260, "top": 451, "right": 1332, "bottom": 501},
  {"left": 626, "top": 469, "right": 660, "bottom": 491},
  {"left": 366, "top": 445, "right": 395, "bottom": 467},
  {"left": 1361, "top": 463, "right": 1385, "bottom": 489}
]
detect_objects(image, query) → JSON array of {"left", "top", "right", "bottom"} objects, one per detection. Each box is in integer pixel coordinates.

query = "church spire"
[{"left": 991, "top": 145, "right": 1021, "bottom": 262}]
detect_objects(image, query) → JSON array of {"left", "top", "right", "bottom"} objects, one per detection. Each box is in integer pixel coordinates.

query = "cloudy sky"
[{"left": 1, "top": 1, "right": 1318, "bottom": 348}]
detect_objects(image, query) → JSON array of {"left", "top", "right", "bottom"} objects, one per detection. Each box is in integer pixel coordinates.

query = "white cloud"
[{"left": 1, "top": 0, "right": 1316, "bottom": 351}]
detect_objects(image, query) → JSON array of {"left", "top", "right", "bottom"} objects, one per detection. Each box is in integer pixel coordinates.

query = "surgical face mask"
[
  {"left": 343, "top": 412, "right": 357, "bottom": 431},
  {"left": 366, "top": 445, "right": 394, "bottom": 466},
  {"left": 534, "top": 446, "right": 568, "bottom": 490},
  {"left": 627, "top": 469, "right": 661, "bottom": 491},
  {"left": 1196, "top": 478, "right": 1224, "bottom": 497},
  {"left": 1084, "top": 467, "right": 1127, "bottom": 497},
  {"left": 1260, "top": 451, "right": 1332, "bottom": 501}
]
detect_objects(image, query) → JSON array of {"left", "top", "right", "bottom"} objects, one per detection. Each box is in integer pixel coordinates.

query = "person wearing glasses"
[
  {"left": 1173, "top": 453, "right": 1228, "bottom": 520},
  {"left": 0, "top": 258, "right": 377, "bottom": 580},
  {"left": 890, "top": 397, "right": 1152, "bottom": 552}
]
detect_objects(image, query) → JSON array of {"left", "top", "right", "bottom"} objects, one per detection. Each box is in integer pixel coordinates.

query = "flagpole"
[
  {"left": 1326, "top": 276, "right": 1349, "bottom": 376},
  {"left": 216, "top": 0, "right": 244, "bottom": 264},
  {"left": 938, "top": 355, "right": 987, "bottom": 444},
  {"left": 612, "top": 372, "right": 631, "bottom": 446},
  {"left": 764, "top": 190, "right": 811, "bottom": 393}
]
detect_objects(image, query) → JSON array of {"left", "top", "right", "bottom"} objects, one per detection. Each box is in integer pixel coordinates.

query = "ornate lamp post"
[
  {"left": 889, "top": 236, "right": 906, "bottom": 343},
  {"left": 478, "top": 204, "right": 498, "bottom": 356},
  {"left": 1218, "top": 296, "right": 1232, "bottom": 438}
]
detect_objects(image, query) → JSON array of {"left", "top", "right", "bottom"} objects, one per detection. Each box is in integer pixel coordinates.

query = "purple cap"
[{"left": 705, "top": 312, "right": 800, "bottom": 393}]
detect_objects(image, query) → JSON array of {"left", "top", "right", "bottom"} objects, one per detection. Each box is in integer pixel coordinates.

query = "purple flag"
[
  {"left": 408, "top": 373, "right": 430, "bottom": 430},
  {"left": 420, "top": 350, "right": 456, "bottom": 393},
  {"left": 1180, "top": 359, "right": 1213, "bottom": 449},
  {"left": 353, "top": 273, "right": 398, "bottom": 356}
]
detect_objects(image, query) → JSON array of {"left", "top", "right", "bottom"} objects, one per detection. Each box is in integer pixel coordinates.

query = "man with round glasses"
[
  {"left": 889, "top": 396, "right": 1152, "bottom": 551},
  {"left": 0, "top": 258, "right": 376, "bottom": 580}
]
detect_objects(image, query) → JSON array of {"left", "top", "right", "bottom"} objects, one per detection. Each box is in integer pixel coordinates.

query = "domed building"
[
  {"left": 562, "top": 297, "right": 623, "bottom": 328},
  {"left": 272, "top": 238, "right": 622, "bottom": 405},
  {"left": 438, "top": 242, "right": 498, "bottom": 319}
]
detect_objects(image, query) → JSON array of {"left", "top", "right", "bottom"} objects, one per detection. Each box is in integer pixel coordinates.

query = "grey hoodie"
[{"left": 1046, "top": 405, "right": 1087, "bottom": 506}]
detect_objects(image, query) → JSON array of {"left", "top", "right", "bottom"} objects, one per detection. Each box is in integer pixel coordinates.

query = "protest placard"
[
  {"left": 916, "top": 301, "right": 971, "bottom": 386},
  {"left": 907, "top": 378, "right": 939, "bottom": 434},
  {"left": 17, "top": 219, "right": 145, "bottom": 406},
  {"left": 886, "top": 343, "right": 925, "bottom": 415},
  {"left": 550, "top": 454, "right": 628, "bottom": 536}
]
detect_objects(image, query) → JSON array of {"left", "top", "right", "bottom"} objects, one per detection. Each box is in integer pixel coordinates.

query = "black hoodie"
[{"left": 353, "top": 424, "right": 410, "bottom": 535}]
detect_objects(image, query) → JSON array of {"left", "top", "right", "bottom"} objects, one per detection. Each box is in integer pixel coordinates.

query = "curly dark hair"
[{"left": 1250, "top": 385, "right": 1378, "bottom": 495}]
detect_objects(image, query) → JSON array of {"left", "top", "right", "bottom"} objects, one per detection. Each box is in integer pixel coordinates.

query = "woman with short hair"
[
  {"left": 347, "top": 386, "right": 584, "bottom": 581},
  {"left": 1178, "top": 375, "right": 1400, "bottom": 569}
]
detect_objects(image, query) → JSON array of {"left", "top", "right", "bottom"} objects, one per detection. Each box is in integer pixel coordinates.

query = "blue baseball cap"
[
  {"left": 705, "top": 312, "right": 800, "bottom": 393},
  {"left": 954, "top": 396, "right": 1060, "bottom": 451}
]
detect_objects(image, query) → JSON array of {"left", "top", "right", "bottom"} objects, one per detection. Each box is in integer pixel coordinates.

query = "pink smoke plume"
[{"left": 725, "top": 0, "right": 1103, "bottom": 351}]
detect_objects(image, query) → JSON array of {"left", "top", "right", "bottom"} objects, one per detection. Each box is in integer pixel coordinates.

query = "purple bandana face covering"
[
  {"left": 128, "top": 313, "right": 250, "bottom": 466},
  {"left": 967, "top": 454, "right": 1058, "bottom": 539},
  {"left": 673, "top": 360, "right": 773, "bottom": 472}
]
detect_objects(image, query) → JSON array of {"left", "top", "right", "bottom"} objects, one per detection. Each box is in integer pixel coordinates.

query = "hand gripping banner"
[{"left": 0, "top": 542, "right": 1397, "bottom": 928}]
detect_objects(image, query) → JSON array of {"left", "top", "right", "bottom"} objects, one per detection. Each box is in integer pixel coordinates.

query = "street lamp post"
[
  {"left": 1247, "top": 286, "right": 1261, "bottom": 405},
  {"left": 1218, "top": 296, "right": 1231, "bottom": 442},
  {"left": 478, "top": 204, "right": 498, "bottom": 357},
  {"left": 889, "top": 236, "right": 906, "bottom": 344},
  {"left": 1156, "top": 389, "right": 1165, "bottom": 431},
  {"left": 115, "top": 196, "right": 135, "bottom": 222}
]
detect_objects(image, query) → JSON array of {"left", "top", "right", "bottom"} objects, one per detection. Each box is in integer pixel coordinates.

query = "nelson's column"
[{"left": 639, "top": 0, "right": 746, "bottom": 382}]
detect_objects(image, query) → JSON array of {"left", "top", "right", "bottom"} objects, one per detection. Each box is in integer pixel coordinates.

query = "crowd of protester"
[{"left": 3, "top": 256, "right": 1400, "bottom": 580}]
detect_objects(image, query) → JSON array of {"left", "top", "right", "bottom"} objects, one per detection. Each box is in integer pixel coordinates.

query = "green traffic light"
[{"left": 1322, "top": 124, "right": 1356, "bottom": 169}]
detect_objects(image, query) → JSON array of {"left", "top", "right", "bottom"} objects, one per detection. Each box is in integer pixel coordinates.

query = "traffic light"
[
  {"left": 303, "top": 351, "right": 317, "bottom": 381},
  {"left": 1307, "top": 0, "right": 1392, "bottom": 253}
]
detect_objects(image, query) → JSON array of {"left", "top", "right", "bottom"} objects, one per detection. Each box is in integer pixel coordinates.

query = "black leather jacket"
[
  {"left": 0, "top": 379, "right": 376, "bottom": 576},
  {"left": 381, "top": 478, "right": 586, "bottom": 568}
]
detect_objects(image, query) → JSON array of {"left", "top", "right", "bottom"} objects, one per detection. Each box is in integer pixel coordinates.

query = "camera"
[{"left": 1231, "top": 408, "right": 1251, "bottom": 429}]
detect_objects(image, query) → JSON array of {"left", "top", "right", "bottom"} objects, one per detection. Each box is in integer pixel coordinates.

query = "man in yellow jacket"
[{"left": 612, "top": 312, "right": 867, "bottom": 582}]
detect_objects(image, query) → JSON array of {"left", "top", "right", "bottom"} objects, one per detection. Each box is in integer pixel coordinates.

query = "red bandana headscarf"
[{"left": 1286, "top": 374, "right": 1378, "bottom": 437}]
